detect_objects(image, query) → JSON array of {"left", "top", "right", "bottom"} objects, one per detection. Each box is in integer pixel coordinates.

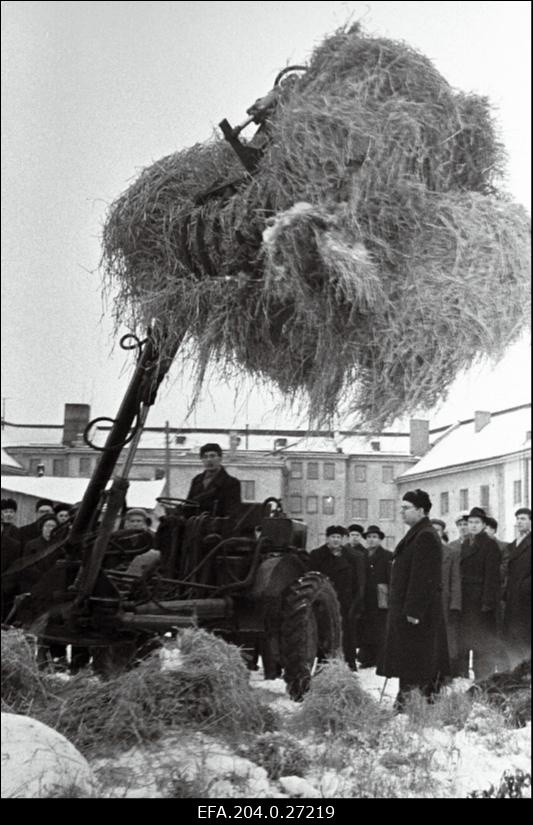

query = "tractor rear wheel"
[{"left": 280, "top": 572, "right": 342, "bottom": 701}]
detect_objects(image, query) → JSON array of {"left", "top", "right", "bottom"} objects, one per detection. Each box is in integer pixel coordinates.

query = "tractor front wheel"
[{"left": 280, "top": 572, "right": 342, "bottom": 701}]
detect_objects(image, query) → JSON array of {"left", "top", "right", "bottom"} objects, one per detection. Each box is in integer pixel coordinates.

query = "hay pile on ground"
[
  {"left": 102, "top": 24, "right": 530, "bottom": 426},
  {"left": 1, "top": 629, "right": 49, "bottom": 715}
]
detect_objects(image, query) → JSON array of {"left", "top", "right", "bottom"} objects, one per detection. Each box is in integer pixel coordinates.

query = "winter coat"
[
  {"left": 18, "top": 519, "right": 44, "bottom": 550},
  {"left": 344, "top": 542, "right": 367, "bottom": 616},
  {"left": 1, "top": 524, "right": 22, "bottom": 573},
  {"left": 357, "top": 546, "right": 392, "bottom": 646},
  {"left": 503, "top": 532, "right": 531, "bottom": 658},
  {"left": 459, "top": 531, "right": 501, "bottom": 650},
  {"left": 377, "top": 517, "right": 450, "bottom": 683},
  {"left": 308, "top": 544, "right": 360, "bottom": 618},
  {"left": 442, "top": 541, "right": 462, "bottom": 613},
  {"left": 186, "top": 467, "right": 241, "bottom": 518}
]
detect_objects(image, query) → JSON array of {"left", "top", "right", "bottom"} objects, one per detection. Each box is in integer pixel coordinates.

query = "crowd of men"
[
  {"left": 308, "top": 492, "right": 531, "bottom": 709},
  {"left": 1, "top": 441, "right": 530, "bottom": 710}
]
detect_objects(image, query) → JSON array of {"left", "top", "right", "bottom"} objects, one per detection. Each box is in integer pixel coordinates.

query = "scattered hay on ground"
[
  {"left": 294, "top": 659, "right": 391, "bottom": 736},
  {"left": 102, "top": 23, "right": 530, "bottom": 427}
]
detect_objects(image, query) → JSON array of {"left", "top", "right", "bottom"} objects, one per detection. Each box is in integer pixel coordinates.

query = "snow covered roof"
[
  {"left": 0, "top": 475, "right": 166, "bottom": 510},
  {"left": 1, "top": 426, "right": 63, "bottom": 448},
  {"left": 400, "top": 405, "right": 531, "bottom": 478},
  {"left": 1, "top": 447, "right": 23, "bottom": 469}
]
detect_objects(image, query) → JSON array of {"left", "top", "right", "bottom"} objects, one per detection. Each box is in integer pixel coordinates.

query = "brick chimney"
[
  {"left": 474, "top": 411, "right": 491, "bottom": 433},
  {"left": 409, "top": 419, "right": 430, "bottom": 456},
  {"left": 63, "top": 404, "right": 91, "bottom": 447}
]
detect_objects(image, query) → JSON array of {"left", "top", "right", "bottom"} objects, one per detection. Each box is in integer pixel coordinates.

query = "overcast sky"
[{"left": 1, "top": 0, "right": 531, "bottom": 432}]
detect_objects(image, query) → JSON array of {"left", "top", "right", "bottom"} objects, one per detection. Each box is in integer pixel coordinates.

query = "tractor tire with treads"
[{"left": 280, "top": 572, "right": 343, "bottom": 701}]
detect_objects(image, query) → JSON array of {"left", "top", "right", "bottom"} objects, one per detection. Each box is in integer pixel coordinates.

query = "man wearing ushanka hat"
[{"left": 377, "top": 489, "right": 449, "bottom": 710}]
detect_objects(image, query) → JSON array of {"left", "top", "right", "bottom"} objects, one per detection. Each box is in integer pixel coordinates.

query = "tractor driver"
[{"left": 186, "top": 443, "right": 242, "bottom": 518}]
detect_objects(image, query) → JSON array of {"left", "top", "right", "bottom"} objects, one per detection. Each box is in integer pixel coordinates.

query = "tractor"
[{"left": 3, "top": 331, "right": 343, "bottom": 700}]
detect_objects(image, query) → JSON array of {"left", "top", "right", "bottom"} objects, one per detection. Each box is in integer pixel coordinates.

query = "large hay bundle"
[{"left": 103, "top": 25, "right": 530, "bottom": 426}]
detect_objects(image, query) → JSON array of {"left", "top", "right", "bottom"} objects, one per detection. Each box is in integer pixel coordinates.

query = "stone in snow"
[{"left": 1, "top": 713, "right": 98, "bottom": 798}]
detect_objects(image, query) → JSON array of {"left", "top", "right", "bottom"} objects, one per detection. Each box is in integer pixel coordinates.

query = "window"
[
  {"left": 480, "top": 485, "right": 490, "bottom": 510},
  {"left": 306, "top": 495, "right": 318, "bottom": 514},
  {"left": 29, "top": 458, "right": 42, "bottom": 475},
  {"left": 322, "top": 496, "right": 335, "bottom": 515},
  {"left": 242, "top": 481, "right": 256, "bottom": 501},
  {"left": 379, "top": 499, "right": 395, "bottom": 520},
  {"left": 513, "top": 479, "right": 522, "bottom": 505},
  {"left": 382, "top": 465, "right": 394, "bottom": 483},
  {"left": 459, "top": 489, "right": 469, "bottom": 511},
  {"left": 352, "top": 498, "right": 368, "bottom": 520},
  {"left": 79, "top": 456, "right": 91, "bottom": 476},
  {"left": 440, "top": 492, "right": 449, "bottom": 516},
  {"left": 154, "top": 468, "right": 165, "bottom": 480},
  {"left": 354, "top": 464, "right": 367, "bottom": 482},
  {"left": 53, "top": 458, "right": 65, "bottom": 476},
  {"left": 323, "top": 462, "right": 335, "bottom": 480},
  {"left": 307, "top": 462, "right": 319, "bottom": 480},
  {"left": 289, "top": 494, "right": 302, "bottom": 514},
  {"left": 290, "top": 461, "right": 303, "bottom": 479}
]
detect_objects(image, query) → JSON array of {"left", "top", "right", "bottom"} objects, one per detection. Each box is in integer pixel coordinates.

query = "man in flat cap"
[
  {"left": 457, "top": 507, "right": 501, "bottom": 680},
  {"left": 309, "top": 525, "right": 360, "bottom": 670},
  {"left": 378, "top": 489, "right": 449, "bottom": 710},
  {"left": 356, "top": 525, "right": 391, "bottom": 669},
  {"left": 186, "top": 443, "right": 241, "bottom": 519},
  {"left": 502, "top": 507, "right": 531, "bottom": 665}
]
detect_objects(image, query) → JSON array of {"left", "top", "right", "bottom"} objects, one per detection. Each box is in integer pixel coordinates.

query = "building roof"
[
  {"left": 1, "top": 425, "right": 63, "bottom": 448},
  {"left": 399, "top": 405, "right": 531, "bottom": 478},
  {"left": 1, "top": 447, "right": 23, "bottom": 470},
  {"left": 0, "top": 475, "right": 166, "bottom": 510}
]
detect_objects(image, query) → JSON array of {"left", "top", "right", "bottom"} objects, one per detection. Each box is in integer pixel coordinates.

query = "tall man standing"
[
  {"left": 356, "top": 525, "right": 391, "bottom": 668},
  {"left": 378, "top": 489, "right": 449, "bottom": 710},
  {"left": 459, "top": 507, "right": 501, "bottom": 680},
  {"left": 502, "top": 507, "right": 531, "bottom": 666}
]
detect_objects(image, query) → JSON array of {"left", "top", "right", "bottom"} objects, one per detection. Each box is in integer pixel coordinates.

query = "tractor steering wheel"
[{"left": 156, "top": 497, "right": 200, "bottom": 508}]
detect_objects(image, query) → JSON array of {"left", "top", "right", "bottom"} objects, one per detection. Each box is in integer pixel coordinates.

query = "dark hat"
[
  {"left": 430, "top": 519, "right": 446, "bottom": 531},
  {"left": 347, "top": 523, "right": 365, "bottom": 535},
  {"left": 468, "top": 507, "right": 487, "bottom": 522},
  {"left": 39, "top": 513, "right": 58, "bottom": 527},
  {"left": 364, "top": 524, "right": 385, "bottom": 540},
  {"left": 402, "top": 489, "right": 432, "bottom": 514},
  {"left": 515, "top": 507, "right": 531, "bottom": 519},
  {"left": 35, "top": 498, "right": 54, "bottom": 511},
  {"left": 485, "top": 516, "right": 498, "bottom": 531},
  {"left": 455, "top": 513, "right": 469, "bottom": 525},
  {"left": 199, "top": 442, "right": 222, "bottom": 457},
  {"left": 1, "top": 498, "right": 17, "bottom": 511},
  {"left": 325, "top": 524, "right": 347, "bottom": 537},
  {"left": 54, "top": 502, "right": 70, "bottom": 515}
]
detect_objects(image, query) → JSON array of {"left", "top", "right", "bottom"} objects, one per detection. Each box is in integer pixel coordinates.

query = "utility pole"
[{"left": 165, "top": 420, "right": 171, "bottom": 496}]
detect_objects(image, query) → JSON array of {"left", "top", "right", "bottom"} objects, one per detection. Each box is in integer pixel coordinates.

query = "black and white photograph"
[{"left": 1, "top": 0, "right": 531, "bottom": 802}]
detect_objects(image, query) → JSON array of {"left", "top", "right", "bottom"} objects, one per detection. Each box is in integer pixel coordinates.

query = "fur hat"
[
  {"left": 325, "top": 524, "right": 347, "bottom": 537},
  {"left": 484, "top": 516, "right": 498, "bottom": 531},
  {"left": 1, "top": 498, "right": 17, "bottom": 511},
  {"left": 54, "top": 502, "right": 70, "bottom": 515},
  {"left": 347, "top": 523, "right": 365, "bottom": 535},
  {"left": 35, "top": 498, "right": 54, "bottom": 511},
  {"left": 430, "top": 518, "right": 446, "bottom": 531},
  {"left": 199, "top": 442, "right": 222, "bottom": 457},
  {"left": 364, "top": 524, "right": 385, "bottom": 540},
  {"left": 515, "top": 507, "right": 531, "bottom": 519},
  {"left": 402, "top": 489, "right": 432, "bottom": 514}
]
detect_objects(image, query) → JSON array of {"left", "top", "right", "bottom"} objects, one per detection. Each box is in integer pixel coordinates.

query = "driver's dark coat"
[
  {"left": 377, "top": 516, "right": 450, "bottom": 682},
  {"left": 186, "top": 467, "right": 241, "bottom": 518},
  {"left": 308, "top": 544, "right": 360, "bottom": 616}
]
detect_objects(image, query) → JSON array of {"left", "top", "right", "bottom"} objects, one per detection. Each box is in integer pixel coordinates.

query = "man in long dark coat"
[
  {"left": 1, "top": 498, "right": 23, "bottom": 621},
  {"left": 502, "top": 507, "right": 531, "bottom": 666},
  {"left": 345, "top": 523, "right": 367, "bottom": 629},
  {"left": 309, "top": 525, "right": 360, "bottom": 670},
  {"left": 458, "top": 507, "right": 501, "bottom": 680},
  {"left": 356, "top": 525, "right": 391, "bottom": 668},
  {"left": 377, "top": 489, "right": 449, "bottom": 710},
  {"left": 186, "top": 443, "right": 241, "bottom": 519}
]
